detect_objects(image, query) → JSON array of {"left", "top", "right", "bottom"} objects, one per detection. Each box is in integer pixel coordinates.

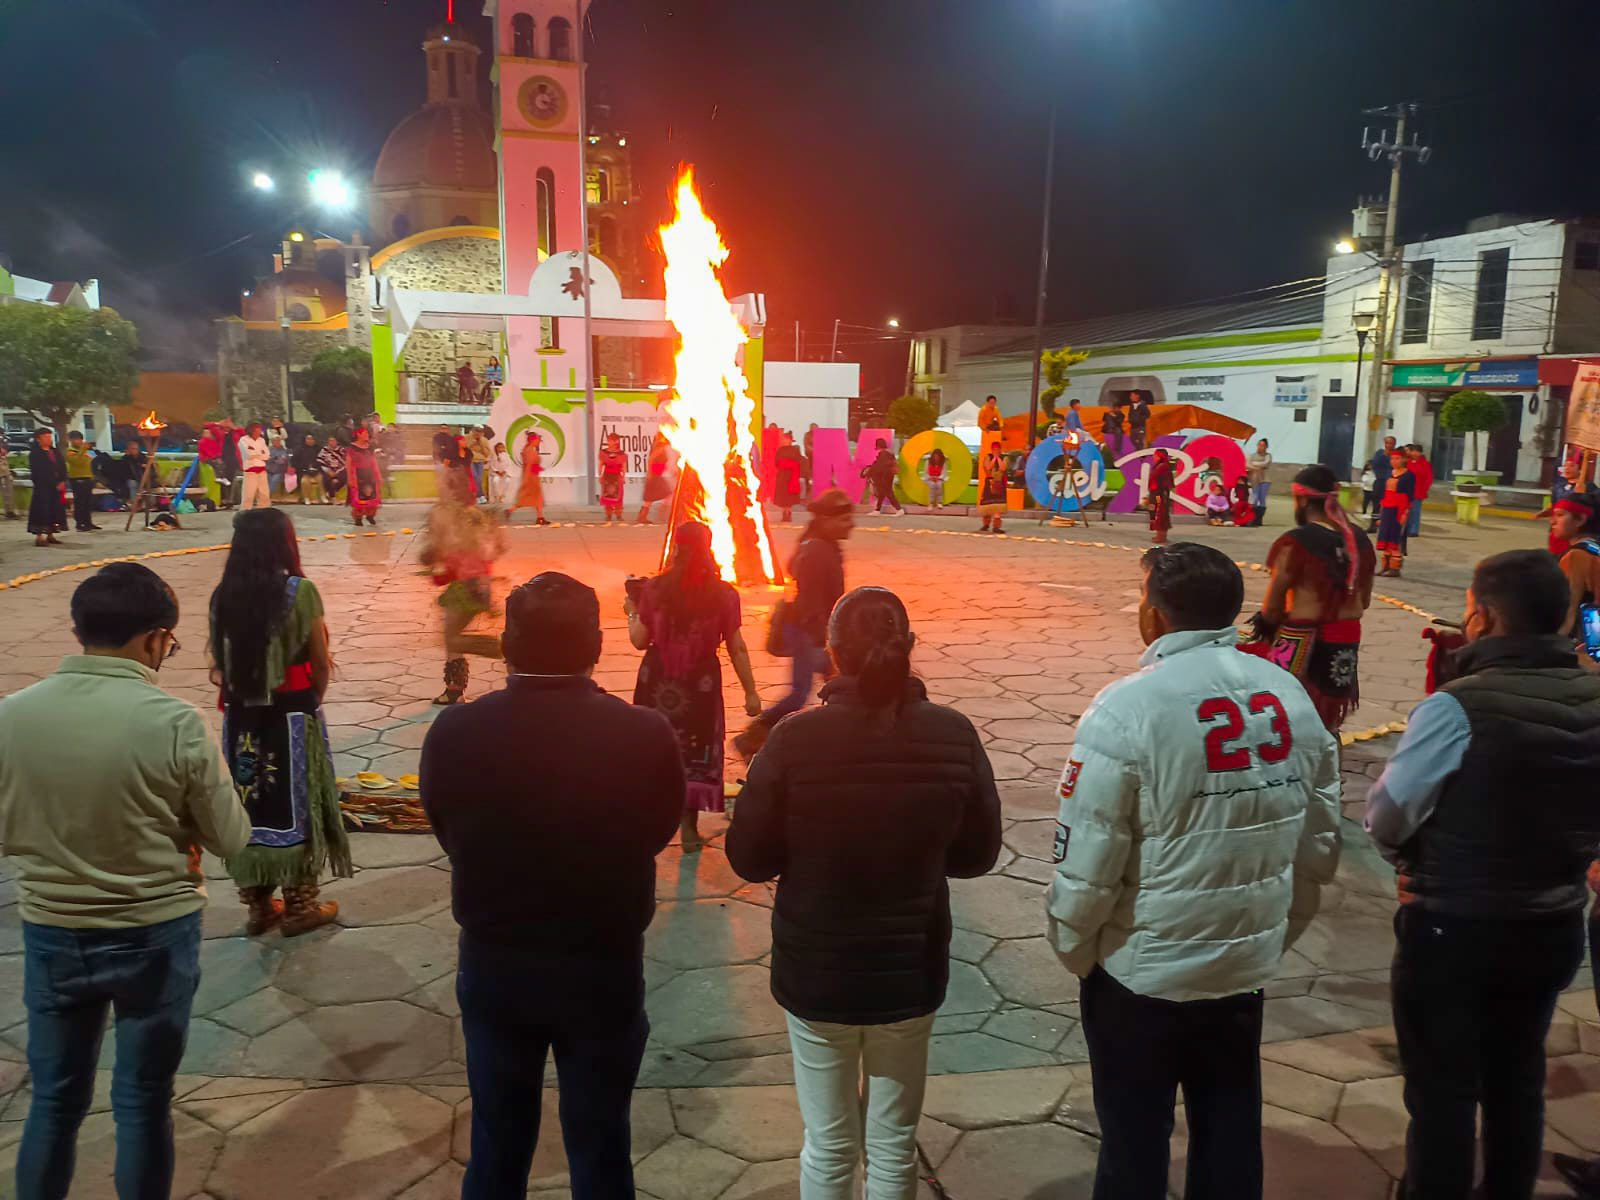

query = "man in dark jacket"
[
  {"left": 420, "top": 572, "right": 684, "bottom": 1200},
  {"left": 733, "top": 488, "right": 853, "bottom": 759},
  {"left": 1366, "top": 435, "right": 1396, "bottom": 531},
  {"left": 1366, "top": 548, "right": 1600, "bottom": 1200}
]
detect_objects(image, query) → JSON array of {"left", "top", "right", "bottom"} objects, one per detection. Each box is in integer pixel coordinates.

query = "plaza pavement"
[{"left": 0, "top": 499, "right": 1593, "bottom": 1200}]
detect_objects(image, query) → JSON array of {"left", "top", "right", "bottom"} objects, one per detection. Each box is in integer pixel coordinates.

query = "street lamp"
[
  {"left": 1334, "top": 238, "right": 1356, "bottom": 255},
  {"left": 1351, "top": 305, "right": 1379, "bottom": 470},
  {"left": 307, "top": 168, "right": 354, "bottom": 213},
  {"left": 886, "top": 317, "right": 900, "bottom": 329},
  {"left": 251, "top": 171, "right": 275, "bottom": 193}
]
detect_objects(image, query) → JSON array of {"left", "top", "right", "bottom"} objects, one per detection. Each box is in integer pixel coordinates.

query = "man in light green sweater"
[{"left": 0, "top": 562, "right": 250, "bottom": 1199}]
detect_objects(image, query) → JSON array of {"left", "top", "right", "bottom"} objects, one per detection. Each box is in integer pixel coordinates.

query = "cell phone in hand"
[
  {"left": 624, "top": 576, "right": 645, "bottom": 605},
  {"left": 1581, "top": 603, "right": 1600, "bottom": 663}
]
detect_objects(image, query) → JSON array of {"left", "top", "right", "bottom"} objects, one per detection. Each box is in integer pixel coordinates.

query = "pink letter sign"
[{"left": 809, "top": 427, "right": 891, "bottom": 503}]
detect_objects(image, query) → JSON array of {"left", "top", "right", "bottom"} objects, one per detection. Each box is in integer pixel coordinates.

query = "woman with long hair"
[
  {"left": 925, "top": 447, "right": 947, "bottom": 510},
  {"left": 345, "top": 425, "right": 383, "bottom": 526},
  {"left": 728, "top": 587, "right": 1001, "bottom": 1200},
  {"left": 1148, "top": 448, "right": 1176, "bottom": 544},
  {"left": 627, "top": 522, "right": 761, "bottom": 850},
  {"left": 209, "top": 509, "right": 351, "bottom": 935},
  {"left": 977, "top": 441, "right": 1007, "bottom": 533},
  {"left": 1376, "top": 450, "right": 1414, "bottom": 577},
  {"left": 26, "top": 429, "right": 67, "bottom": 547}
]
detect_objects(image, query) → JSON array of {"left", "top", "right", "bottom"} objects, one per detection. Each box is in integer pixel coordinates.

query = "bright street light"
[
  {"left": 886, "top": 317, "right": 900, "bottom": 329},
  {"left": 251, "top": 171, "right": 275, "bottom": 192},
  {"left": 307, "top": 169, "right": 354, "bottom": 213},
  {"left": 1334, "top": 238, "right": 1356, "bottom": 255}
]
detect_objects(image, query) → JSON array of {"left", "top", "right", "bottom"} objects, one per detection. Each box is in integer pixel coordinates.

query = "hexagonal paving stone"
[
  {"left": 0, "top": 1110, "right": 221, "bottom": 1197},
  {"left": 647, "top": 965, "right": 786, "bottom": 1047},
  {"left": 243, "top": 1001, "right": 454, "bottom": 1082},
  {"left": 644, "top": 899, "right": 772, "bottom": 970},
  {"left": 950, "top": 874, "right": 1048, "bottom": 941},
  {"left": 670, "top": 1084, "right": 804, "bottom": 1161},
  {"left": 274, "top": 923, "right": 455, "bottom": 1006},
  {"left": 324, "top": 865, "right": 453, "bottom": 927},
  {"left": 655, "top": 846, "right": 746, "bottom": 902},
  {"left": 938, "top": 1119, "right": 1100, "bottom": 1196},
  {"left": 450, "top": 1088, "right": 674, "bottom": 1181},
  {"left": 210, "top": 1083, "right": 451, "bottom": 1198},
  {"left": 210, "top": 987, "right": 312, "bottom": 1037},
  {"left": 939, "top": 960, "right": 1001, "bottom": 1016},
  {"left": 926, "top": 1031, "right": 1057, "bottom": 1074},
  {"left": 633, "top": 1135, "right": 747, "bottom": 1200},
  {"left": 193, "top": 937, "right": 281, "bottom": 1017},
  {"left": 985, "top": 717, "right": 1076, "bottom": 745},
  {"left": 347, "top": 831, "right": 447, "bottom": 869}
]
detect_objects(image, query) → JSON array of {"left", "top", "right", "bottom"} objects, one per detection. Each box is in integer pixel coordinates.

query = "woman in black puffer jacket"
[{"left": 728, "top": 586, "right": 1001, "bottom": 1200}]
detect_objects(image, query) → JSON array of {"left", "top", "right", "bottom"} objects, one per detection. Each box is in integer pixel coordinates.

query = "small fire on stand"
[{"left": 135, "top": 411, "right": 167, "bottom": 440}]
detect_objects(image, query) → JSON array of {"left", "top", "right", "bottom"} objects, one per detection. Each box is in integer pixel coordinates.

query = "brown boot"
[
  {"left": 239, "top": 885, "right": 283, "bottom": 936},
  {"left": 281, "top": 884, "right": 338, "bottom": 937}
]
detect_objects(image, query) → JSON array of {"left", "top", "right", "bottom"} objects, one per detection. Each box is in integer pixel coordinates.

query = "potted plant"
[{"left": 1438, "top": 389, "right": 1508, "bottom": 479}]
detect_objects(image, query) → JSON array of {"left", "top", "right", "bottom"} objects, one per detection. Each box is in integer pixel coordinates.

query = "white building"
[
  {"left": 0, "top": 263, "right": 113, "bottom": 447},
  {"left": 1323, "top": 214, "right": 1600, "bottom": 485},
  {"left": 931, "top": 213, "right": 1600, "bottom": 484}
]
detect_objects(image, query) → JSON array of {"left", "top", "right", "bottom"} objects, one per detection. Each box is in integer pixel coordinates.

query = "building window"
[
  {"left": 286, "top": 302, "right": 311, "bottom": 322},
  {"left": 1472, "top": 247, "right": 1511, "bottom": 340},
  {"left": 392, "top": 213, "right": 412, "bottom": 242},
  {"left": 547, "top": 16, "right": 572, "bottom": 61},
  {"left": 511, "top": 13, "right": 535, "bottom": 58},
  {"left": 535, "top": 168, "right": 556, "bottom": 257},
  {"left": 1577, "top": 241, "right": 1600, "bottom": 271},
  {"left": 1293, "top": 409, "right": 1308, "bottom": 423},
  {"left": 446, "top": 54, "right": 458, "bottom": 99},
  {"left": 586, "top": 166, "right": 611, "bottom": 205},
  {"left": 1401, "top": 259, "right": 1433, "bottom": 344},
  {"left": 82, "top": 414, "right": 95, "bottom": 432}
]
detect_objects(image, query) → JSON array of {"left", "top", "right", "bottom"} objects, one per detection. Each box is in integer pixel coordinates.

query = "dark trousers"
[
  {"left": 1391, "top": 906, "right": 1584, "bottom": 1200},
  {"left": 68, "top": 479, "right": 95, "bottom": 529},
  {"left": 1079, "top": 966, "right": 1264, "bottom": 1200},
  {"left": 17, "top": 913, "right": 200, "bottom": 1200},
  {"left": 457, "top": 936, "right": 649, "bottom": 1200}
]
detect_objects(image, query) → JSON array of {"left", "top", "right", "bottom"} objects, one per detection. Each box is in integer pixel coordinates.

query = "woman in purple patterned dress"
[{"left": 627, "top": 522, "right": 762, "bottom": 850}]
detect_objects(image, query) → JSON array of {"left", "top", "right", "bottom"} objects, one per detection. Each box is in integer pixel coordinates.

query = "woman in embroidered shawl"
[{"left": 209, "top": 508, "right": 351, "bottom": 936}]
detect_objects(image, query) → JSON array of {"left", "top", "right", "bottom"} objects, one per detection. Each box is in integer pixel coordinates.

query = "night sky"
[{"left": 1, "top": 0, "right": 1596, "bottom": 368}]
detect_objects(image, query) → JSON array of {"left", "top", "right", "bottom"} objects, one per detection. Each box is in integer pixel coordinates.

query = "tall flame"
[
  {"left": 658, "top": 169, "right": 777, "bottom": 584},
  {"left": 136, "top": 411, "right": 166, "bottom": 434}
]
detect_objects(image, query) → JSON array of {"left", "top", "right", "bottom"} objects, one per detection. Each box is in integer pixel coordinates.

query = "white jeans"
[
  {"left": 241, "top": 471, "right": 271, "bottom": 509},
  {"left": 785, "top": 1011, "right": 935, "bottom": 1200}
]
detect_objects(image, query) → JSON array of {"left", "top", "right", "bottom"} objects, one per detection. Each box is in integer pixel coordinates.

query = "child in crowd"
[
  {"left": 1360, "top": 464, "right": 1377, "bottom": 514},
  {"left": 1205, "top": 478, "right": 1232, "bottom": 526},
  {"left": 488, "top": 442, "right": 512, "bottom": 505}
]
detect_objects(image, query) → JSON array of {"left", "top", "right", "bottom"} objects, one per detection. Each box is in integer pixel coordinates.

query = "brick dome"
[{"left": 373, "top": 104, "right": 497, "bottom": 192}]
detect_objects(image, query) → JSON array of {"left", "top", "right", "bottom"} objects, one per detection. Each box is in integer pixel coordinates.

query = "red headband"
[{"left": 1553, "top": 498, "right": 1591, "bottom": 518}]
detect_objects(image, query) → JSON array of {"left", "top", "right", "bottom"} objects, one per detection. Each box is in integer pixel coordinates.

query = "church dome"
[{"left": 373, "top": 104, "right": 497, "bottom": 193}]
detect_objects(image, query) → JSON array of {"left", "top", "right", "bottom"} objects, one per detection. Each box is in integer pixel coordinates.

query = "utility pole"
[
  {"left": 1358, "top": 103, "right": 1430, "bottom": 461},
  {"left": 1025, "top": 101, "right": 1058, "bottom": 451}
]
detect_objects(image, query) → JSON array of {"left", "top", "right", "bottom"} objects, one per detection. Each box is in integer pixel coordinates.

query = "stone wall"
[
  {"left": 377, "top": 233, "right": 503, "bottom": 380},
  {"left": 216, "top": 322, "right": 349, "bottom": 424}
]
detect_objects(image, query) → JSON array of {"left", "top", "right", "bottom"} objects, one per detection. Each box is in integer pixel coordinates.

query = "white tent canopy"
[{"left": 937, "top": 399, "right": 983, "bottom": 429}]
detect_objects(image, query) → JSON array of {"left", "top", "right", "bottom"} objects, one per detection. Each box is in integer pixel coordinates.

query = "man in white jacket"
[
  {"left": 1048, "top": 541, "right": 1342, "bottom": 1200},
  {"left": 238, "top": 421, "right": 272, "bottom": 510}
]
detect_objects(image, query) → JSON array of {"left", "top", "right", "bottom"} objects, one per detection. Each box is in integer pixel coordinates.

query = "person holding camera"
[{"left": 627, "top": 522, "right": 761, "bottom": 851}]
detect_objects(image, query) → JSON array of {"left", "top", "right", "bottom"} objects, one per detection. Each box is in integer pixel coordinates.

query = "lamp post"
[
  {"left": 1351, "top": 305, "right": 1378, "bottom": 477},
  {"left": 1024, "top": 101, "right": 1058, "bottom": 452}
]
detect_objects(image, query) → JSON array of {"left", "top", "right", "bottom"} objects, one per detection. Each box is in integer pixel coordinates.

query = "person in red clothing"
[{"left": 1405, "top": 445, "right": 1435, "bottom": 539}]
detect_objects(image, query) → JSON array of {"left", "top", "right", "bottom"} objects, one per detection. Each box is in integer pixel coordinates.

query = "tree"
[
  {"left": 886, "top": 393, "right": 937, "bottom": 439},
  {"left": 1438, "top": 389, "right": 1508, "bottom": 472},
  {"left": 301, "top": 346, "right": 374, "bottom": 426},
  {"left": 0, "top": 303, "right": 140, "bottom": 436},
  {"left": 1039, "top": 345, "right": 1091, "bottom": 417}
]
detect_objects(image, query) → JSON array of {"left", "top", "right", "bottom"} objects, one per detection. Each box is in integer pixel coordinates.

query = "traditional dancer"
[
  {"left": 1244, "top": 464, "right": 1376, "bottom": 733},
  {"left": 771, "top": 432, "right": 804, "bottom": 523},
  {"left": 506, "top": 428, "right": 549, "bottom": 525},
  {"left": 210, "top": 508, "right": 351, "bottom": 935},
  {"left": 977, "top": 442, "right": 1007, "bottom": 533},
  {"left": 627, "top": 522, "right": 762, "bottom": 851},
  {"left": 421, "top": 498, "right": 507, "bottom": 705},
  {"left": 1376, "top": 449, "right": 1414, "bottom": 577},
  {"left": 345, "top": 426, "right": 383, "bottom": 526},
  {"left": 27, "top": 429, "right": 67, "bottom": 547},
  {"left": 1147, "top": 447, "right": 1175, "bottom": 544},
  {"left": 599, "top": 433, "right": 628, "bottom": 524},
  {"left": 638, "top": 430, "right": 675, "bottom": 525}
]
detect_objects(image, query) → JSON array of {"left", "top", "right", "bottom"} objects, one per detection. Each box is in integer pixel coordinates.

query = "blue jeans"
[
  {"left": 764, "top": 626, "right": 826, "bottom": 725},
  {"left": 457, "top": 936, "right": 649, "bottom": 1200},
  {"left": 18, "top": 912, "right": 200, "bottom": 1200},
  {"left": 1405, "top": 499, "right": 1423, "bottom": 536},
  {"left": 1250, "top": 482, "right": 1269, "bottom": 508},
  {"left": 471, "top": 463, "right": 485, "bottom": 497}
]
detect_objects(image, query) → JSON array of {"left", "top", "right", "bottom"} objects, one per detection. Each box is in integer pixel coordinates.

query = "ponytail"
[
  {"left": 828, "top": 586, "right": 916, "bottom": 709},
  {"left": 856, "top": 634, "right": 913, "bottom": 708}
]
